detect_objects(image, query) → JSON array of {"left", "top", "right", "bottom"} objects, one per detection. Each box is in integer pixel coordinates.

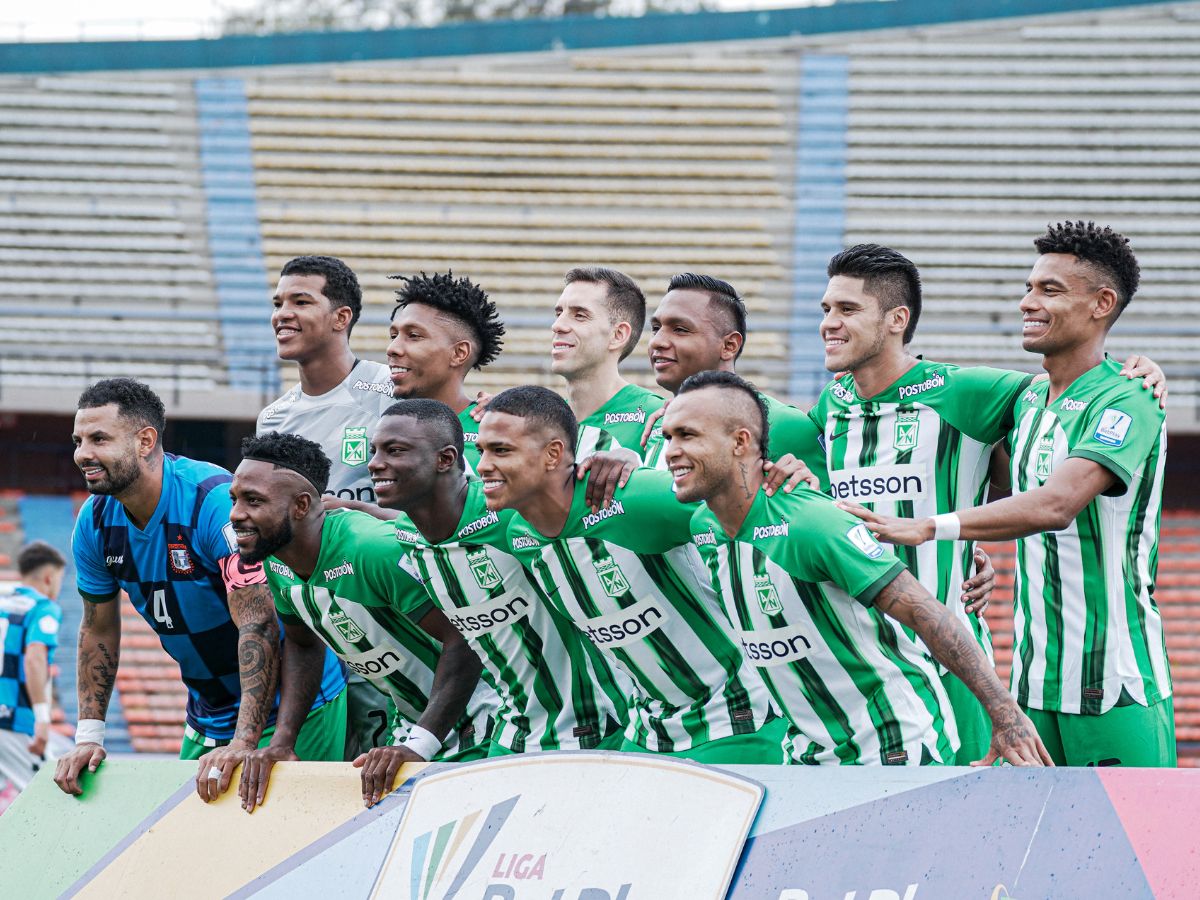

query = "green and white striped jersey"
[
  {"left": 691, "top": 489, "right": 958, "bottom": 765},
  {"left": 576, "top": 383, "right": 666, "bottom": 462},
  {"left": 1007, "top": 357, "right": 1170, "bottom": 715},
  {"left": 648, "top": 390, "right": 829, "bottom": 491},
  {"left": 809, "top": 361, "right": 1032, "bottom": 656},
  {"left": 506, "top": 469, "right": 774, "bottom": 753},
  {"left": 457, "top": 403, "right": 481, "bottom": 473},
  {"left": 398, "top": 480, "right": 628, "bottom": 753},
  {"left": 265, "top": 509, "right": 497, "bottom": 758}
]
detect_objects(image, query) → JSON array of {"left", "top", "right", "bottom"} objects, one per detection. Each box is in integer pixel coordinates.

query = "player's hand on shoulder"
[
  {"left": 762, "top": 453, "right": 819, "bottom": 496},
  {"left": 470, "top": 391, "right": 494, "bottom": 421},
  {"left": 54, "top": 742, "right": 106, "bottom": 796},
  {"left": 1119, "top": 354, "right": 1168, "bottom": 409},
  {"left": 354, "top": 744, "right": 424, "bottom": 808},
  {"left": 578, "top": 449, "right": 640, "bottom": 512},
  {"left": 835, "top": 501, "right": 932, "bottom": 546},
  {"left": 238, "top": 742, "right": 299, "bottom": 813},
  {"left": 962, "top": 546, "right": 995, "bottom": 616},
  {"left": 196, "top": 739, "right": 255, "bottom": 804},
  {"left": 641, "top": 403, "right": 667, "bottom": 448}
]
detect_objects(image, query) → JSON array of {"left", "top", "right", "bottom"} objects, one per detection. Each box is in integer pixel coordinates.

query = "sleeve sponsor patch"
[
  {"left": 1093, "top": 408, "right": 1133, "bottom": 447},
  {"left": 221, "top": 521, "right": 238, "bottom": 554},
  {"left": 37, "top": 615, "right": 60, "bottom": 636},
  {"left": 846, "top": 523, "right": 885, "bottom": 559}
]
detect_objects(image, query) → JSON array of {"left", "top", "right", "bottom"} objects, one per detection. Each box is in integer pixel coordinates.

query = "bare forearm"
[
  {"left": 24, "top": 645, "right": 50, "bottom": 706},
  {"left": 418, "top": 641, "right": 481, "bottom": 740},
  {"left": 231, "top": 617, "right": 279, "bottom": 746},
  {"left": 271, "top": 640, "right": 323, "bottom": 747},
  {"left": 77, "top": 601, "right": 120, "bottom": 721},
  {"left": 956, "top": 490, "right": 1077, "bottom": 541}
]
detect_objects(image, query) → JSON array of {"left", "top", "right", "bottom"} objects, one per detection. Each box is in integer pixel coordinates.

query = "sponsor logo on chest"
[
  {"left": 353, "top": 379, "right": 391, "bottom": 396},
  {"left": 341, "top": 427, "right": 368, "bottom": 466},
  {"left": 268, "top": 559, "right": 294, "bottom": 579},
  {"left": 752, "top": 520, "right": 789, "bottom": 541},
  {"left": 458, "top": 510, "right": 499, "bottom": 539},
  {"left": 105, "top": 554, "right": 125, "bottom": 567},
  {"left": 512, "top": 535, "right": 541, "bottom": 550},
  {"left": 340, "top": 643, "right": 406, "bottom": 678},
  {"left": 829, "top": 464, "right": 928, "bottom": 502},
  {"left": 574, "top": 595, "right": 670, "bottom": 650},
  {"left": 446, "top": 593, "right": 532, "bottom": 638},
  {"left": 329, "top": 608, "right": 366, "bottom": 643},
  {"left": 831, "top": 382, "right": 855, "bottom": 402},
  {"left": 323, "top": 560, "right": 355, "bottom": 581},
  {"left": 396, "top": 528, "right": 423, "bottom": 544},
  {"left": 582, "top": 501, "right": 625, "bottom": 529},
  {"left": 737, "top": 622, "right": 814, "bottom": 668},
  {"left": 693, "top": 529, "right": 716, "bottom": 547},
  {"left": 604, "top": 408, "right": 646, "bottom": 425},
  {"left": 898, "top": 373, "right": 945, "bottom": 400},
  {"left": 1061, "top": 398, "right": 1087, "bottom": 412}
]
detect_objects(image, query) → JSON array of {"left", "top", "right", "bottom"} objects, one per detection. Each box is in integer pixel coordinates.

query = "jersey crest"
[
  {"left": 893, "top": 410, "right": 919, "bottom": 451},
  {"left": 467, "top": 547, "right": 503, "bottom": 590},
  {"left": 592, "top": 555, "right": 630, "bottom": 598},
  {"left": 329, "top": 607, "right": 366, "bottom": 643},
  {"left": 1035, "top": 435, "right": 1055, "bottom": 480},
  {"left": 168, "top": 542, "right": 194, "bottom": 575},
  {"left": 341, "top": 426, "right": 369, "bottom": 465},
  {"left": 753, "top": 573, "right": 782, "bottom": 615}
]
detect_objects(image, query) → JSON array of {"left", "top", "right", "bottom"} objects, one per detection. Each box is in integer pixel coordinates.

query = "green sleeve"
[
  {"left": 942, "top": 366, "right": 1035, "bottom": 445},
  {"left": 782, "top": 498, "right": 905, "bottom": 606},
  {"left": 356, "top": 522, "right": 435, "bottom": 618},
  {"left": 1069, "top": 381, "right": 1165, "bottom": 496},
  {"left": 611, "top": 468, "right": 698, "bottom": 553},
  {"left": 767, "top": 402, "right": 830, "bottom": 492}
]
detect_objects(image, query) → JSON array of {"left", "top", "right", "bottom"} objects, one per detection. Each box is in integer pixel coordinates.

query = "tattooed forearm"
[
  {"left": 77, "top": 601, "right": 121, "bottom": 721},
  {"left": 875, "top": 570, "right": 1012, "bottom": 715},
  {"left": 229, "top": 585, "right": 280, "bottom": 746}
]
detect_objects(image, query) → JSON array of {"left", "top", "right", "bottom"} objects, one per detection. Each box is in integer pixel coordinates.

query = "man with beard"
[
  {"left": 55, "top": 379, "right": 346, "bottom": 800},
  {"left": 231, "top": 432, "right": 493, "bottom": 810}
]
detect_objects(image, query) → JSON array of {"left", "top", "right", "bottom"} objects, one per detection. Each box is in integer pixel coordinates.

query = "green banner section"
[{"left": 0, "top": 761, "right": 193, "bottom": 899}]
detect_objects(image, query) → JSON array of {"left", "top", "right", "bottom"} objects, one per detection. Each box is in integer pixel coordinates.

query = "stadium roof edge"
[{"left": 0, "top": 0, "right": 1178, "bottom": 74}]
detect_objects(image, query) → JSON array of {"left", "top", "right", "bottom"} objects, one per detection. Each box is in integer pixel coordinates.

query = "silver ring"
[{"left": 207, "top": 766, "right": 222, "bottom": 780}]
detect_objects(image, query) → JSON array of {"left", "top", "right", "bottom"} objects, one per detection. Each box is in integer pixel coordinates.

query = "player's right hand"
[
  {"left": 354, "top": 745, "right": 423, "bottom": 808},
  {"left": 196, "top": 739, "right": 254, "bottom": 803},
  {"left": 238, "top": 743, "right": 299, "bottom": 813},
  {"left": 28, "top": 722, "right": 49, "bottom": 757},
  {"left": 972, "top": 706, "right": 1054, "bottom": 768},
  {"left": 640, "top": 403, "right": 667, "bottom": 448},
  {"left": 54, "top": 743, "right": 106, "bottom": 795}
]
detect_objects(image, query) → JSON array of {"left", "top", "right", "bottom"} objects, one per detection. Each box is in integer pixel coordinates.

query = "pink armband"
[{"left": 220, "top": 554, "right": 267, "bottom": 593}]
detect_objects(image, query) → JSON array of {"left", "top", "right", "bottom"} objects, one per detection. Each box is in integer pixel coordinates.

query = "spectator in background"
[{"left": 0, "top": 541, "right": 65, "bottom": 790}]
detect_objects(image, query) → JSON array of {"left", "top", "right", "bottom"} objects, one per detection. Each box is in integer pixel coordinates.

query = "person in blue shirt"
[
  {"left": 0, "top": 541, "right": 65, "bottom": 791},
  {"left": 53, "top": 379, "right": 348, "bottom": 806}
]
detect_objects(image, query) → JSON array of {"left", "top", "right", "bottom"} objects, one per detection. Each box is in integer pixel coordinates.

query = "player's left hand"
[
  {"left": 469, "top": 391, "right": 494, "bottom": 422},
  {"left": 578, "top": 449, "right": 640, "bottom": 512},
  {"left": 1119, "top": 354, "right": 1168, "bottom": 409},
  {"left": 28, "top": 722, "right": 49, "bottom": 757},
  {"left": 962, "top": 546, "right": 995, "bottom": 616},
  {"left": 238, "top": 742, "right": 299, "bottom": 813},
  {"left": 835, "top": 501, "right": 932, "bottom": 546},
  {"left": 762, "top": 454, "right": 820, "bottom": 496},
  {"left": 196, "top": 739, "right": 254, "bottom": 803},
  {"left": 354, "top": 745, "right": 424, "bottom": 808},
  {"left": 972, "top": 705, "right": 1054, "bottom": 768}
]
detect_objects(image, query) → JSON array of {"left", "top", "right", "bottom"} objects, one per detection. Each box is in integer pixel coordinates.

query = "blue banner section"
[
  {"left": 193, "top": 78, "right": 277, "bottom": 395},
  {"left": 789, "top": 54, "right": 848, "bottom": 404}
]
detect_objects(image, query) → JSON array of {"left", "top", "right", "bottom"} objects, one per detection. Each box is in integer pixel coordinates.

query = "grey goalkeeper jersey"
[{"left": 257, "top": 359, "right": 393, "bottom": 503}]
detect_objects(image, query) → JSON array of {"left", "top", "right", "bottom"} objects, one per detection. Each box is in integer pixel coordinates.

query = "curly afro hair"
[
  {"left": 1034, "top": 221, "right": 1140, "bottom": 315},
  {"left": 389, "top": 271, "right": 505, "bottom": 369}
]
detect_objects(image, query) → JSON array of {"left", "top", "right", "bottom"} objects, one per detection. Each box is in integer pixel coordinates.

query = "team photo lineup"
[{"left": 22, "top": 218, "right": 1176, "bottom": 810}]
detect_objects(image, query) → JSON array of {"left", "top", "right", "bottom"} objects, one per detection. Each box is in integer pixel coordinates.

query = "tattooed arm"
[
  {"left": 196, "top": 582, "right": 280, "bottom": 803},
  {"left": 54, "top": 598, "right": 121, "bottom": 795},
  {"left": 874, "top": 569, "right": 1053, "bottom": 767}
]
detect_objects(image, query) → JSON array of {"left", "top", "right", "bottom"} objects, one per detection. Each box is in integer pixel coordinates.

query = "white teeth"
[
  {"left": 390, "top": 367, "right": 410, "bottom": 374},
  {"left": 373, "top": 479, "right": 396, "bottom": 487},
  {"left": 671, "top": 466, "right": 692, "bottom": 478}
]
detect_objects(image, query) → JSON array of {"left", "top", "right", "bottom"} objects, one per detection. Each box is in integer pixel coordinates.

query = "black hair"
[
  {"left": 677, "top": 369, "right": 770, "bottom": 460},
  {"left": 389, "top": 271, "right": 505, "bottom": 369},
  {"left": 486, "top": 385, "right": 578, "bottom": 458},
  {"left": 564, "top": 266, "right": 646, "bottom": 361},
  {"left": 280, "top": 255, "right": 363, "bottom": 334},
  {"left": 666, "top": 272, "right": 748, "bottom": 359},
  {"left": 17, "top": 540, "right": 65, "bottom": 577},
  {"left": 77, "top": 378, "right": 166, "bottom": 444},
  {"left": 1033, "top": 221, "right": 1141, "bottom": 318},
  {"left": 240, "top": 431, "right": 331, "bottom": 494},
  {"left": 381, "top": 399, "right": 466, "bottom": 471},
  {"left": 826, "top": 244, "right": 923, "bottom": 344}
]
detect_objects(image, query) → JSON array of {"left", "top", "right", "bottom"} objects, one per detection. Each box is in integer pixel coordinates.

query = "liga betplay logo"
[{"left": 371, "top": 754, "right": 763, "bottom": 900}]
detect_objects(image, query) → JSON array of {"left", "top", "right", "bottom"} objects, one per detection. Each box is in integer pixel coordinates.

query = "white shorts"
[{"left": 0, "top": 728, "right": 41, "bottom": 791}]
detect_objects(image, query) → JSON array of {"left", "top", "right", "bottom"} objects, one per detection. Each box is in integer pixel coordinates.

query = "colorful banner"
[{"left": 3, "top": 760, "right": 1199, "bottom": 899}]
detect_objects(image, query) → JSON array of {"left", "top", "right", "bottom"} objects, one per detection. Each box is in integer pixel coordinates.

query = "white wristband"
[
  {"left": 932, "top": 513, "right": 961, "bottom": 542},
  {"left": 75, "top": 718, "right": 106, "bottom": 747},
  {"left": 32, "top": 703, "right": 51, "bottom": 725},
  {"left": 402, "top": 725, "right": 443, "bottom": 761}
]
